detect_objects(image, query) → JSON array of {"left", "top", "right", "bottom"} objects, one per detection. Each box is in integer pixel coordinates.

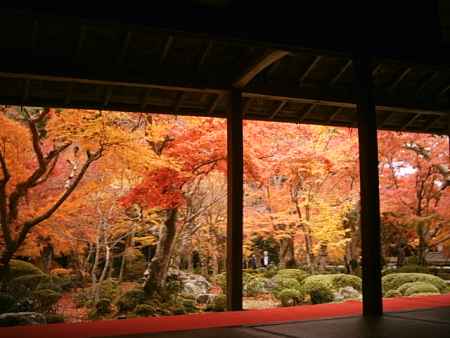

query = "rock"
[
  {"left": 167, "top": 269, "right": 211, "bottom": 296},
  {"left": 196, "top": 293, "right": 216, "bottom": 304},
  {"left": 334, "top": 286, "right": 361, "bottom": 301},
  {"left": 0, "top": 312, "right": 47, "bottom": 327}
]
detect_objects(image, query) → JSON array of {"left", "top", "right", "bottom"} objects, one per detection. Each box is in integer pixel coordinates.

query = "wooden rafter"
[
  {"left": 103, "top": 86, "right": 113, "bottom": 106},
  {"left": 377, "top": 111, "right": 393, "bottom": 127},
  {"left": 74, "top": 25, "right": 87, "bottom": 60},
  {"left": 64, "top": 83, "right": 73, "bottom": 105},
  {"left": 172, "top": 92, "right": 185, "bottom": 112},
  {"left": 117, "top": 31, "right": 132, "bottom": 65},
  {"left": 299, "top": 55, "right": 322, "bottom": 85},
  {"left": 298, "top": 103, "right": 316, "bottom": 122},
  {"left": 233, "top": 50, "right": 291, "bottom": 88},
  {"left": 424, "top": 115, "right": 441, "bottom": 131},
  {"left": 31, "top": 19, "right": 39, "bottom": 50},
  {"left": 329, "top": 59, "right": 352, "bottom": 86},
  {"left": 371, "top": 64, "right": 383, "bottom": 77},
  {"left": 388, "top": 67, "right": 412, "bottom": 92},
  {"left": 327, "top": 107, "right": 342, "bottom": 122},
  {"left": 439, "top": 84, "right": 450, "bottom": 96},
  {"left": 401, "top": 113, "right": 421, "bottom": 130},
  {"left": 208, "top": 94, "right": 221, "bottom": 114},
  {"left": 417, "top": 71, "right": 439, "bottom": 95},
  {"left": 197, "top": 40, "right": 213, "bottom": 69},
  {"left": 270, "top": 100, "right": 287, "bottom": 119},
  {"left": 22, "top": 79, "right": 30, "bottom": 104},
  {"left": 160, "top": 35, "right": 174, "bottom": 64},
  {"left": 140, "top": 88, "right": 151, "bottom": 110}
]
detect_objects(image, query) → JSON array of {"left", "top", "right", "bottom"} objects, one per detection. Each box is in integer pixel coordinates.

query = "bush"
[
  {"left": 272, "top": 277, "right": 302, "bottom": 299},
  {"left": 382, "top": 273, "right": 447, "bottom": 293},
  {"left": 0, "top": 293, "right": 16, "bottom": 313},
  {"left": 244, "top": 277, "right": 269, "bottom": 296},
  {"left": 50, "top": 268, "right": 73, "bottom": 278},
  {"left": 31, "top": 289, "right": 62, "bottom": 313},
  {"left": 98, "top": 280, "right": 120, "bottom": 301},
  {"left": 262, "top": 267, "right": 279, "bottom": 279},
  {"left": 116, "top": 289, "right": 146, "bottom": 313},
  {"left": 135, "top": 304, "right": 156, "bottom": 317},
  {"left": 206, "top": 294, "right": 227, "bottom": 312},
  {"left": 276, "top": 269, "right": 309, "bottom": 283},
  {"left": 279, "top": 289, "right": 304, "bottom": 307},
  {"left": 46, "top": 314, "right": 65, "bottom": 323},
  {"left": 384, "top": 289, "right": 402, "bottom": 298},
  {"left": 403, "top": 283, "right": 440, "bottom": 297},
  {"left": 310, "top": 285, "right": 334, "bottom": 304},
  {"left": 383, "top": 265, "right": 430, "bottom": 275},
  {"left": 331, "top": 274, "right": 362, "bottom": 291},
  {"left": 407, "top": 292, "right": 441, "bottom": 297},
  {"left": 8, "top": 260, "right": 44, "bottom": 279},
  {"left": 95, "top": 298, "right": 112, "bottom": 315}
]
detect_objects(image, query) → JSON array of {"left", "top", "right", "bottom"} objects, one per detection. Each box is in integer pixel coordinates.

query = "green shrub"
[
  {"left": 262, "top": 267, "right": 279, "bottom": 279},
  {"left": 214, "top": 272, "right": 226, "bottom": 291},
  {"left": 181, "top": 299, "right": 198, "bottom": 313},
  {"left": 407, "top": 292, "right": 441, "bottom": 297},
  {"left": 310, "top": 285, "right": 334, "bottom": 304},
  {"left": 116, "top": 289, "right": 146, "bottom": 312},
  {"left": 397, "top": 282, "right": 436, "bottom": 295},
  {"left": 383, "top": 265, "right": 430, "bottom": 275},
  {"left": 272, "top": 277, "right": 302, "bottom": 299},
  {"left": 31, "top": 289, "right": 62, "bottom": 313},
  {"left": 279, "top": 289, "right": 304, "bottom": 307},
  {"left": 207, "top": 294, "right": 227, "bottom": 312},
  {"left": 135, "top": 304, "right": 156, "bottom": 316},
  {"left": 331, "top": 274, "right": 362, "bottom": 291},
  {"left": 276, "top": 269, "right": 309, "bottom": 283},
  {"left": 95, "top": 298, "right": 112, "bottom": 315},
  {"left": 384, "top": 289, "right": 402, "bottom": 298},
  {"left": 46, "top": 313, "right": 65, "bottom": 323},
  {"left": 403, "top": 283, "right": 440, "bottom": 296},
  {"left": 244, "top": 277, "right": 269, "bottom": 296},
  {"left": 8, "top": 260, "right": 44, "bottom": 279},
  {"left": 382, "top": 273, "right": 447, "bottom": 293},
  {"left": 98, "top": 280, "right": 120, "bottom": 301},
  {"left": 0, "top": 293, "right": 16, "bottom": 313}
]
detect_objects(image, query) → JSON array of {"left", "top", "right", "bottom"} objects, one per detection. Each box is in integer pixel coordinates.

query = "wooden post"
[
  {"left": 353, "top": 53, "right": 383, "bottom": 316},
  {"left": 226, "top": 89, "right": 243, "bottom": 311}
]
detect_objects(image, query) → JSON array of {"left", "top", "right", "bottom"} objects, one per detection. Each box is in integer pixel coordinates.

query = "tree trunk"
[
  {"left": 144, "top": 208, "right": 178, "bottom": 295},
  {"left": 279, "top": 236, "right": 295, "bottom": 268}
]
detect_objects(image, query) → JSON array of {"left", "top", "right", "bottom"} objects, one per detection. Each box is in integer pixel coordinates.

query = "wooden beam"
[
  {"left": 298, "top": 103, "right": 316, "bottom": 122},
  {"left": 197, "top": 40, "right": 213, "bottom": 69},
  {"left": 74, "top": 25, "right": 87, "bottom": 60},
  {"left": 424, "top": 115, "right": 441, "bottom": 131},
  {"left": 103, "top": 86, "right": 113, "bottom": 106},
  {"left": 354, "top": 53, "right": 383, "bottom": 317},
  {"left": 140, "top": 88, "right": 151, "bottom": 109},
  {"left": 299, "top": 56, "right": 322, "bottom": 85},
  {"left": 270, "top": 100, "right": 287, "bottom": 119},
  {"left": 160, "top": 35, "right": 174, "bottom": 64},
  {"left": 233, "top": 50, "right": 291, "bottom": 88},
  {"left": 329, "top": 59, "right": 352, "bottom": 86},
  {"left": 117, "top": 31, "right": 132, "bottom": 65},
  {"left": 31, "top": 19, "right": 39, "bottom": 50},
  {"left": 388, "top": 67, "right": 412, "bottom": 92},
  {"left": 417, "top": 71, "right": 440, "bottom": 95},
  {"left": 172, "top": 92, "right": 185, "bottom": 112},
  {"left": 371, "top": 64, "right": 383, "bottom": 77},
  {"left": 401, "top": 113, "right": 421, "bottom": 130},
  {"left": 64, "top": 83, "right": 73, "bottom": 105},
  {"left": 22, "top": 79, "right": 30, "bottom": 104},
  {"left": 439, "top": 84, "right": 450, "bottom": 97},
  {"left": 226, "top": 89, "right": 243, "bottom": 311},
  {"left": 208, "top": 94, "right": 221, "bottom": 114},
  {"left": 327, "top": 107, "right": 342, "bottom": 122}
]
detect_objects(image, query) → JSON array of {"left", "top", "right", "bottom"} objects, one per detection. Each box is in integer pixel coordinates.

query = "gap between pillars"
[
  {"left": 226, "top": 89, "right": 244, "bottom": 311},
  {"left": 353, "top": 52, "right": 383, "bottom": 316}
]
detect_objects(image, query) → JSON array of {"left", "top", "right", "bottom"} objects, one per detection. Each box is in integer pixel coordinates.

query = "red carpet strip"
[{"left": 1, "top": 294, "right": 449, "bottom": 338}]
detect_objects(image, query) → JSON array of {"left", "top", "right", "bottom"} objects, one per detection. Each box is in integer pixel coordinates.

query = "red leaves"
[{"left": 121, "top": 168, "right": 188, "bottom": 209}]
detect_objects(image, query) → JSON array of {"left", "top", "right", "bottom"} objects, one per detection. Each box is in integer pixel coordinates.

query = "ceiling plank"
[
  {"left": 327, "top": 107, "right": 342, "bottom": 122},
  {"left": 197, "top": 40, "right": 213, "bottom": 69},
  {"left": 270, "top": 100, "right": 287, "bottom": 119},
  {"left": 233, "top": 50, "right": 291, "bottom": 88},
  {"left": 329, "top": 59, "right": 352, "bottom": 86},
  {"left": 417, "top": 71, "right": 440, "bottom": 95},
  {"left": 377, "top": 111, "right": 393, "bottom": 127},
  {"left": 160, "top": 35, "right": 174, "bottom": 64},
  {"left": 401, "top": 113, "right": 421, "bottom": 130},
  {"left": 424, "top": 115, "right": 441, "bottom": 131},
  {"left": 299, "top": 55, "right": 322, "bottom": 85},
  {"left": 298, "top": 103, "right": 316, "bottom": 122},
  {"left": 117, "top": 31, "right": 132, "bottom": 65},
  {"left": 208, "top": 94, "right": 221, "bottom": 114},
  {"left": 388, "top": 67, "right": 412, "bottom": 92}
]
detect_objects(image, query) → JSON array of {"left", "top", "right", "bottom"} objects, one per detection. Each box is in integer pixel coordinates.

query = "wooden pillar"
[
  {"left": 226, "top": 89, "right": 243, "bottom": 311},
  {"left": 353, "top": 53, "right": 383, "bottom": 316}
]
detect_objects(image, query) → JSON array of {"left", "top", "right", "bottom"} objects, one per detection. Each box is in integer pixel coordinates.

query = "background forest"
[{"left": 0, "top": 106, "right": 449, "bottom": 326}]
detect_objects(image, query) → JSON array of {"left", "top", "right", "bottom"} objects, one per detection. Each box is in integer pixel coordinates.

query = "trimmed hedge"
[
  {"left": 244, "top": 277, "right": 269, "bottom": 296},
  {"left": 310, "top": 285, "right": 334, "bottom": 304},
  {"left": 403, "top": 283, "right": 440, "bottom": 297},
  {"left": 382, "top": 273, "right": 448, "bottom": 293},
  {"left": 272, "top": 277, "right": 302, "bottom": 299},
  {"left": 116, "top": 289, "right": 146, "bottom": 312},
  {"left": 276, "top": 269, "right": 309, "bottom": 283},
  {"left": 302, "top": 274, "right": 361, "bottom": 292},
  {"left": 384, "top": 289, "right": 402, "bottom": 298},
  {"left": 279, "top": 289, "right": 304, "bottom": 307}
]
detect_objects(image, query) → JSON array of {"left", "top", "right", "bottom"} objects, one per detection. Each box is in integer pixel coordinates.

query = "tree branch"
[
  {"left": 14, "top": 147, "right": 103, "bottom": 248},
  {"left": 0, "top": 150, "right": 12, "bottom": 247}
]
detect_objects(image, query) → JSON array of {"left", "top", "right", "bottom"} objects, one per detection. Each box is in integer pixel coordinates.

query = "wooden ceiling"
[{"left": 0, "top": 8, "right": 449, "bottom": 134}]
